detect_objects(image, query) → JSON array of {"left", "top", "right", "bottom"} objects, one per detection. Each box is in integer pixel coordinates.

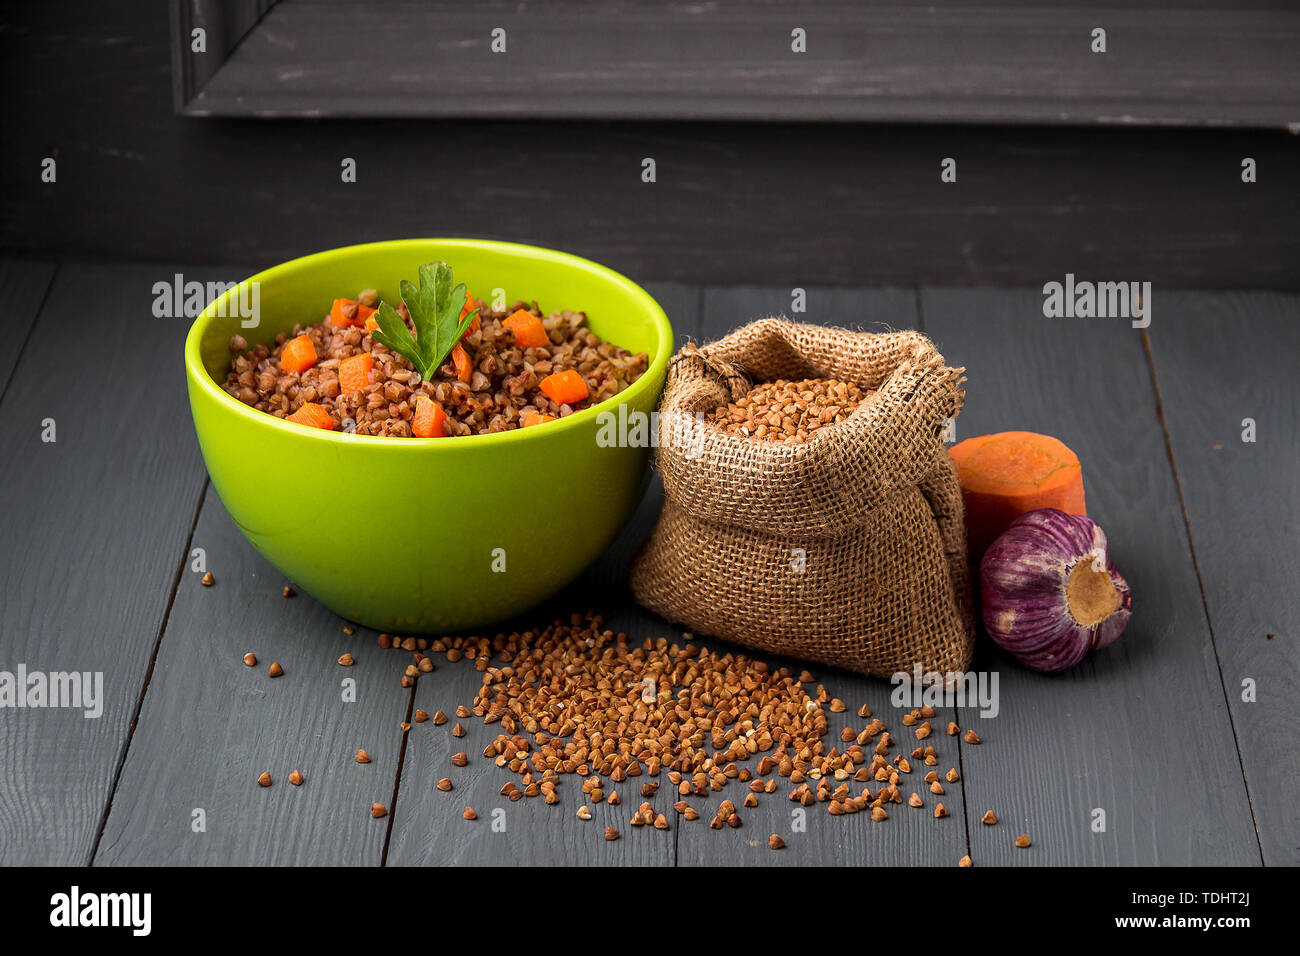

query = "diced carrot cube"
[
  {"left": 450, "top": 344, "right": 473, "bottom": 383},
  {"left": 502, "top": 309, "right": 549, "bottom": 349},
  {"left": 461, "top": 293, "right": 480, "bottom": 335},
  {"left": 338, "top": 352, "right": 373, "bottom": 394},
  {"left": 285, "top": 402, "right": 335, "bottom": 430},
  {"left": 521, "top": 412, "right": 559, "bottom": 428},
  {"left": 330, "top": 297, "right": 358, "bottom": 326},
  {"left": 280, "top": 334, "right": 318, "bottom": 373},
  {"left": 539, "top": 369, "right": 589, "bottom": 406},
  {"left": 412, "top": 395, "right": 448, "bottom": 438}
]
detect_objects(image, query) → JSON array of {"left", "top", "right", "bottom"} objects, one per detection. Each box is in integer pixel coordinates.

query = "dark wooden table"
[{"left": 1, "top": 260, "right": 1294, "bottom": 867}]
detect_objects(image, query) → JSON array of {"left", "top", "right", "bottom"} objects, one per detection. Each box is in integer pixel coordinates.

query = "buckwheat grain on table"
[{"left": 406, "top": 613, "right": 982, "bottom": 843}]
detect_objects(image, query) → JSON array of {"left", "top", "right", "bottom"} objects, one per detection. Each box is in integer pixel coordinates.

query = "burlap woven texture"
[{"left": 630, "top": 319, "right": 975, "bottom": 679}]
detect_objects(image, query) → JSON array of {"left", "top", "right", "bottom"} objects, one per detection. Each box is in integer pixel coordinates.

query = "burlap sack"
[{"left": 630, "top": 319, "right": 975, "bottom": 678}]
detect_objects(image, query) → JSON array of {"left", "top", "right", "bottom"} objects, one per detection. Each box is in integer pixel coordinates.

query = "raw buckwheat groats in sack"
[{"left": 630, "top": 319, "right": 975, "bottom": 678}]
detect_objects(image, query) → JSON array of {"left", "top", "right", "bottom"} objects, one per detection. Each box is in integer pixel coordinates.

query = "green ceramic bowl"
[{"left": 185, "top": 239, "right": 672, "bottom": 632}]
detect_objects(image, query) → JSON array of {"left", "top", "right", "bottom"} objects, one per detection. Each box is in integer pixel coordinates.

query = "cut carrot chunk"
[
  {"left": 280, "top": 335, "right": 318, "bottom": 374},
  {"left": 356, "top": 303, "right": 377, "bottom": 328},
  {"left": 450, "top": 343, "right": 473, "bottom": 383},
  {"left": 330, "top": 297, "right": 357, "bottom": 326},
  {"left": 364, "top": 314, "right": 380, "bottom": 332},
  {"left": 461, "top": 293, "right": 480, "bottom": 335},
  {"left": 285, "top": 401, "right": 335, "bottom": 430},
  {"left": 338, "top": 352, "right": 373, "bottom": 394},
  {"left": 949, "top": 431, "right": 1087, "bottom": 559},
  {"left": 502, "top": 309, "right": 549, "bottom": 349},
  {"left": 539, "top": 369, "right": 589, "bottom": 406},
  {"left": 412, "top": 395, "right": 448, "bottom": 438},
  {"left": 521, "top": 412, "right": 559, "bottom": 428}
]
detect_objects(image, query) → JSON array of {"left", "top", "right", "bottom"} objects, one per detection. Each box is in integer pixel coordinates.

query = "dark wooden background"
[{"left": 1, "top": 1, "right": 1297, "bottom": 289}]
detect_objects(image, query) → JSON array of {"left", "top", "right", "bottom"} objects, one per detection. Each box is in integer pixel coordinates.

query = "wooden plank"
[
  {"left": 0, "top": 259, "right": 56, "bottom": 400},
  {"left": 1147, "top": 292, "right": 1300, "bottom": 866},
  {"left": 382, "top": 282, "right": 699, "bottom": 865},
  {"left": 921, "top": 288, "right": 1260, "bottom": 866},
  {"left": 0, "top": 264, "right": 209, "bottom": 865},
  {"left": 94, "top": 495, "right": 406, "bottom": 866},
  {"left": 5, "top": 6, "right": 1298, "bottom": 291},
  {"left": 192, "top": 1, "right": 1299, "bottom": 127},
  {"left": 666, "top": 285, "right": 971, "bottom": 865}
]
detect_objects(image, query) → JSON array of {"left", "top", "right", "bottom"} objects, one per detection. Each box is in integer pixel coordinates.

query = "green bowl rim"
[{"left": 184, "top": 238, "right": 674, "bottom": 449}]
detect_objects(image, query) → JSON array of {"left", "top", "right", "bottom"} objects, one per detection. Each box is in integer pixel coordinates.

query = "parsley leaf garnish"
[{"left": 370, "top": 262, "right": 478, "bottom": 381}]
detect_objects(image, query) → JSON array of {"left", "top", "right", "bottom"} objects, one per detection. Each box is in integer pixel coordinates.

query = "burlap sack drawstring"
[{"left": 631, "top": 319, "right": 975, "bottom": 679}]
